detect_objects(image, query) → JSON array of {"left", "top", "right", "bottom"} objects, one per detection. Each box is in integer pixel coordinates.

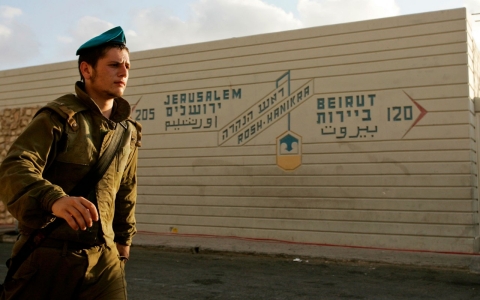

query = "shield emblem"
[{"left": 276, "top": 131, "right": 302, "bottom": 171}]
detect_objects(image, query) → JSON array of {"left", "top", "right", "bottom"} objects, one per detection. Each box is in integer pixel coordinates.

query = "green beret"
[{"left": 76, "top": 26, "right": 126, "bottom": 55}]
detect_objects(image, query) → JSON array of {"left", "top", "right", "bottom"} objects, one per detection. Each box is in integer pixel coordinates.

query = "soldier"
[{"left": 0, "top": 26, "right": 141, "bottom": 299}]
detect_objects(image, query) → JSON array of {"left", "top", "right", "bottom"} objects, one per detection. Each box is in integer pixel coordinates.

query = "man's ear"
[{"left": 79, "top": 61, "right": 94, "bottom": 81}]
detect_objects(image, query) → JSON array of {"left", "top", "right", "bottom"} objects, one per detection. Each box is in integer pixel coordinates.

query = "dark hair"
[{"left": 77, "top": 43, "right": 129, "bottom": 81}]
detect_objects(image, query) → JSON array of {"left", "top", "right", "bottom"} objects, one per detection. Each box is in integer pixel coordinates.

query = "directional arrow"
[{"left": 402, "top": 91, "right": 428, "bottom": 139}]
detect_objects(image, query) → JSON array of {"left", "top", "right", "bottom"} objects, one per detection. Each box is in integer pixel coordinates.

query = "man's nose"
[{"left": 119, "top": 64, "right": 128, "bottom": 77}]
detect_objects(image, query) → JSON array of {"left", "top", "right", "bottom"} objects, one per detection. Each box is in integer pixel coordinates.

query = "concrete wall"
[{"left": 0, "top": 8, "right": 478, "bottom": 253}]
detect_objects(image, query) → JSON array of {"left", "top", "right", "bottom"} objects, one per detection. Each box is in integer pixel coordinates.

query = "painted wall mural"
[
  {"left": 133, "top": 70, "right": 428, "bottom": 172},
  {"left": 0, "top": 106, "right": 40, "bottom": 225}
]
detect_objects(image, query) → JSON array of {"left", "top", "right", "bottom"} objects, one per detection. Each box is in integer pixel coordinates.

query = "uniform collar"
[{"left": 75, "top": 81, "right": 132, "bottom": 123}]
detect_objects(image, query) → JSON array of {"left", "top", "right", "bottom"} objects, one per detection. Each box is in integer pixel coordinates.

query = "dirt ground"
[{"left": 0, "top": 242, "right": 479, "bottom": 299}]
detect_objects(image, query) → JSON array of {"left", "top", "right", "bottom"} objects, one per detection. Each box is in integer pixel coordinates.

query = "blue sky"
[{"left": 0, "top": 0, "right": 478, "bottom": 71}]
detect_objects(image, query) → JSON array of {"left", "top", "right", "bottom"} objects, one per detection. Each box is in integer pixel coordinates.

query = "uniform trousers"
[{"left": 3, "top": 239, "right": 127, "bottom": 300}]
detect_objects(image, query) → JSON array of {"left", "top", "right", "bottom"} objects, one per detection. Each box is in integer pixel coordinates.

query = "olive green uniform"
[{"left": 0, "top": 82, "right": 141, "bottom": 299}]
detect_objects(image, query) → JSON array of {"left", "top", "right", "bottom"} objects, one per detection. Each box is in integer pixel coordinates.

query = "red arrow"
[
  {"left": 131, "top": 96, "right": 142, "bottom": 115},
  {"left": 402, "top": 91, "right": 428, "bottom": 138}
]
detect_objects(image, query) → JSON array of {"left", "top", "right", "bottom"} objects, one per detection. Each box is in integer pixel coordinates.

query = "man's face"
[{"left": 87, "top": 47, "right": 130, "bottom": 101}]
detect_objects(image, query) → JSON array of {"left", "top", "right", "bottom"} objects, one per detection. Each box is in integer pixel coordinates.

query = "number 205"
[{"left": 135, "top": 108, "right": 155, "bottom": 121}]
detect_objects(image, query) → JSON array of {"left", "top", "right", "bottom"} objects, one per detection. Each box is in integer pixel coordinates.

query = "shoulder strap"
[{"left": 35, "top": 94, "right": 88, "bottom": 131}]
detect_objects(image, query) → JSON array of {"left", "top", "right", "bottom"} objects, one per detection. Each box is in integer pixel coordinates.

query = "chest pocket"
[
  {"left": 55, "top": 117, "right": 96, "bottom": 166},
  {"left": 45, "top": 117, "right": 96, "bottom": 192}
]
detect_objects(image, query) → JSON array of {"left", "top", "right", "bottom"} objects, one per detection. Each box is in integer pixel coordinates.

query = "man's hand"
[
  {"left": 51, "top": 196, "right": 99, "bottom": 230},
  {"left": 117, "top": 244, "right": 130, "bottom": 260}
]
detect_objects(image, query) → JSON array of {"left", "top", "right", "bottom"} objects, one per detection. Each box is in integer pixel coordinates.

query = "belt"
[{"left": 39, "top": 238, "right": 104, "bottom": 251}]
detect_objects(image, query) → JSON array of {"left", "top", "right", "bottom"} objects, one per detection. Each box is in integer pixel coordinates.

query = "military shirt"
[{"left": 0, "top": 82, "right": 141, "bottom": 248}]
